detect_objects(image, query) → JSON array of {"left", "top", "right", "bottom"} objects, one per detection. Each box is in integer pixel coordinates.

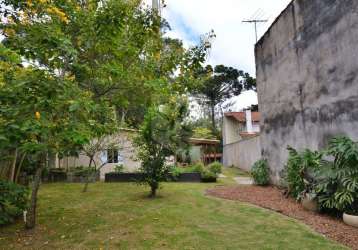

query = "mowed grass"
[{"left": 0, "top": 181, "right": 346, "bottom": 250}]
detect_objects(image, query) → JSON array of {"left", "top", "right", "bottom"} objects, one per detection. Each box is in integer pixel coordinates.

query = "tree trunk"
[
  {"left": 15, "top": 153, "right": 26, "bottom": 184},
  {"left": 210, "top": 104, "right": 216, "bottom": 133},
  {"left": 149, "top": 183, "right": 158, "bottom": 198},
  {"left": 150, "top": 186, "right": 157, "bottom": 197},
  {"left": 25, "top": 154, "right": 45, "bottom": 229},
  {"left": 9, "top": 148, "right": 18, "bottom": 182},
  {"left": 82, "top": 157, "right": 94, "bottom": 193}
]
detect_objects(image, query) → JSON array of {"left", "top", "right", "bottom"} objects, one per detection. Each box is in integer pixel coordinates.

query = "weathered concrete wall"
[
  {"left": 255, "top": 0, "right": 358, "bottom": 183},
  {"left": 223, "top": 135, "right": 261, "bottom": 172},
  {"left": 223, "top": 116, "right": 242, "bottom": 145}
]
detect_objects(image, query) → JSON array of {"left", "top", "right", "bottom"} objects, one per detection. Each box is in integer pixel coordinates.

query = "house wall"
[
  {"left": 223, "top": 116, "right": 242, "bottom": 145},
  {"left": 223, "top": 135, "right": 261, "bottom": 172},
  {"left": 189, "top": 146, "right": 202, "bottom": 163},
  {"left": 59, "top": 131, "right": 141, "bottom": 180},
  {"left": 255, "top": 0, "right": 358, "bottom": 183},
  {"left": 252, "top": 122, "right": 260, "bottom": 133}
]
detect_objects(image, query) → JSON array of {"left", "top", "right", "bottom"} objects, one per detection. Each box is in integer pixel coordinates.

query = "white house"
[{"left": 223, "top": 110, "right": 260, "bottom": 145}]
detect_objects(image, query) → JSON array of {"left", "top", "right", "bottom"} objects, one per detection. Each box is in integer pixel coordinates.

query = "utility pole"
[
  {"left": 242, "top": 19, "right": 268, "bottom": 43},
  {"left": 152, "top": 0, "right": 160, "bottom": 14}
]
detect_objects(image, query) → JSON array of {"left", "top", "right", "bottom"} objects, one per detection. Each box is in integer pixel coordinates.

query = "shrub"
[
  {"left": 315, "top": 137, "right": 358, "bottom": 215},
  {"left": 0, "top": 180, "right": 29, "bottom": 226},
  {"left": 192, "top": 162, "right": 204, "bottom": 173},
  {"left": 169, "top": 163, "right": 203, "bottom": 180},
  {"left": 114, "top": 164, "right": 124, "bottom": 173},
  {"left": 201, "top": 169, "right": 217, "bottom": 182},
  {"left": 283, "top": 147, "right": 322, "bottom": 199},
  {"left": 169, "top": 165, "right": 181, "bottom": 179},
  {"left": 208, "top": 162, "right": 222, "bottom": 175},
  {"left": 251, "top": 159, "right": 270, "bottom": 186},
  {"left": 71, "top": 166, "right": 96, "bottom": 177}
]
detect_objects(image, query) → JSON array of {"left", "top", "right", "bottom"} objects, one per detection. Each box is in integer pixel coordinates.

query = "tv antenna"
[{"left": 243, "top": 9, "right": 268, "bottom": 43}]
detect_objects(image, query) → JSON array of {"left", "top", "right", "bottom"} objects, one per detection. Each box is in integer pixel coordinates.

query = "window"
[{"left": 107, "top": 149, "right": 119, "bottom": 163}]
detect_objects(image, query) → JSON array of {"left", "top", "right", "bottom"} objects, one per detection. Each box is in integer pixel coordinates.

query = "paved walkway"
[{"left": 233, "top": 177, "right": 254, "bottom": 185}]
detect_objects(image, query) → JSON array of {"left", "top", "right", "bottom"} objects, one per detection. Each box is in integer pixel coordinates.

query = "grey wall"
[
  {"left": 255, "top": 0, "right": 358, "bottom": 183},
  {"left": 223, "top": 136, "right": 261, "bottom": 172},
  {"left": 223, "top": 116, "right": 242, "bottom": 145}
]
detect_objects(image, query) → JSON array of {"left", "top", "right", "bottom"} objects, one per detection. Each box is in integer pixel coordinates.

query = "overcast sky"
[{"left": 154, "top": 0, "right": 292, "bottom": 111}]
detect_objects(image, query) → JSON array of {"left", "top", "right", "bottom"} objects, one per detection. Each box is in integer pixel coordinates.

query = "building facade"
[{"left": 255, "top": 0, "right": 358, "bottom": 183}]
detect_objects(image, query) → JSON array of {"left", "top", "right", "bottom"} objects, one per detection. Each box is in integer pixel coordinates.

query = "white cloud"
[
  {"left": 146, "top": 0, "right": 292, "bottom": 111},
  {"left": 161, "top": 0, "right": 291, "bottom": 75}
]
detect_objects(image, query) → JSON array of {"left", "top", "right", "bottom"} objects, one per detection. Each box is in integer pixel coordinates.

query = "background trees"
[
  {"left": 195, "top": 64, "right": 256, "bottom": 134},
  {"left": 0, "top": 0, "right": 212, "bottom": 227}
]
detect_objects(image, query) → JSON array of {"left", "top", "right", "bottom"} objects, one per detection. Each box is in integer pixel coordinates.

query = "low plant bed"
[
  {"left": 105, "top": 173, "right": 144, "bottom": 182},
  {"left": 172, "top": 172, "right": 202, "bottom": 182},
  {"left": 105, "top": 172, "right": 203, "bottom": 183},
  {"left": 206, "top": 185, "right": 358, "bottom": 250},
  {"left": 47, "top": 170, "right": 67, "bottom": 182},
  {"left": 44, "top": 169, "right": 99, "bottom": 183}
]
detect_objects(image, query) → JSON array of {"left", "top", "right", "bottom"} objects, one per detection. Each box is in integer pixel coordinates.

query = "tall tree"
[
  {"left": 135, "top": 95, "right": 192, "bottom": 197},
  {"left": 195, "top": 64, "right": 256, "bottom": 132},
  {"left": 0, "top": 45, "right": 95, "bottom": 228},
  {"left": 0, "top": 0, "right": 212, "bottom": 228}
]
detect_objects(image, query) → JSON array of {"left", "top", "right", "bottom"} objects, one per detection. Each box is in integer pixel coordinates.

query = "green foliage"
[
  {"left": 114, "top": 164, "right": 124, "bottom": 173},
  {"left": 283, "top": 147, "right": 322, "bottom": 199},
  {"left": 201, "top": 169, "right": 217, "bottom": 182},
  {"left": 69, "top": 166, "right": 96, "bottom": 177},
  {"left": 169, "top": 164, "right": 203, "bottom": 178},
  {"left": 192, "top": 162, "right": 204, "bottom": 173},
  {"left": 208, "top": 161, "right": 222, "bottom": 175},
  {"left": 194, "top": 64, "right": 256, "bottom": 131},
  {"left": 135, "top": 96, "right": 192, "bottom": 197},
  {"left": 0, "top": 180, "right": 29, "bottom": 226},
  {"left": 251, "top": 159, "right": 270, "bottom": 186},
  {"left": 192, "top": 127, "right": 216, "bottom": 139},
  {"left": 315, "top": 137, "right": 358, "bottom": 214}
]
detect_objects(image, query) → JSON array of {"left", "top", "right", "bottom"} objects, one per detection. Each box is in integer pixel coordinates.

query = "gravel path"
[{"left": 207, "top": 185, "right": 358, "bottom": 250}]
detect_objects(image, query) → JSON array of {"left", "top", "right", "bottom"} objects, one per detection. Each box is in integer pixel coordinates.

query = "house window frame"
[{"left": 107, "top": 149, "right": 119, "bottom": 163}]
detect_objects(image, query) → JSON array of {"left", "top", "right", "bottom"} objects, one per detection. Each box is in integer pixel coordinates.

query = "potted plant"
[{"left": 343, "top": 203, "right": 358, "bottom": 228}]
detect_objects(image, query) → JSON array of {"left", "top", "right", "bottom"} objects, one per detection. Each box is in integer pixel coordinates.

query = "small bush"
[
  {"left": 201, "top": 169, "right": 217, "bottom": 182},
  {"left": 192, "top": 162, "right": 204, "bottom": 173},
  {"left": 208, "top": 162, "right": 222, "bottom": 175},
  {"left": 169, "top": 165, "right": 181, "bottom": 178},
  {"left": 72, "top": 166, "right": 96, "bottom": 177},
  {"left": 283, "top": 147, "right": 322, "bottom": 199},
  {"left": 251, "top": 159, "right": 270, "bottom": 186},
  {"left": 0, "top": 181, "right": 29, "bottom": 226},
  {"left": 169, "top": 163, "right": 203, "bottom": 179},
  {"left": 114, "top": 164, "right": 124, "bottom": 173}
]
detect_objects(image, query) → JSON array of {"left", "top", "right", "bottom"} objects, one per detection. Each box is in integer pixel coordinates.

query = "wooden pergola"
[{"left": 189, "top": 138, "right": 221, "bottom": 165}]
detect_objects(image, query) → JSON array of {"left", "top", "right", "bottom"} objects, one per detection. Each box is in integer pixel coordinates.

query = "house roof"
[
  {"left": 224, "top": 112, "right": 260, "bottom": 123},
  {"left": 189, "top": 138, "right": 220, "bottom": 145},
  {"left": 239, "top": 132, "right": 260, "bottom": 139}
]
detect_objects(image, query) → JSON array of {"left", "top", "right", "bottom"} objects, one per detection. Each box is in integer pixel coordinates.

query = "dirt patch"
[{"left": 207, "top": 185, "right": 358, "bottom": 250}]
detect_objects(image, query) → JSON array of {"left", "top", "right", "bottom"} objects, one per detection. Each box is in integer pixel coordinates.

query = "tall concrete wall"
[
  {"left": 223, "top": 136, "right": 261, "bottom": 172},
  {"left": 223, "top": 116, "right": 242, "bottom": 145},
  {"left": 255, "top": 0, "right": 358, "bottom": 183}
]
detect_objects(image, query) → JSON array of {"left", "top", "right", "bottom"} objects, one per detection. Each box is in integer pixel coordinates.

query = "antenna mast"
[
  {"left": 242, "top": 19, "right": 268, "bottom": 43},
  {"left": 152, "top": 0, "right": 161, "bottom": 15}
]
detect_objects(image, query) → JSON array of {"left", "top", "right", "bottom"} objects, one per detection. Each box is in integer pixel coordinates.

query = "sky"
[{"left": 148, "top": 0, "right": 292, "bottom": 111}]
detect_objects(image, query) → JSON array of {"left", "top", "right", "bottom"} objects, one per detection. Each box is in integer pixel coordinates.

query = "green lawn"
[{"left": 0, "top": 179, "right": 346, "bottom": 249}]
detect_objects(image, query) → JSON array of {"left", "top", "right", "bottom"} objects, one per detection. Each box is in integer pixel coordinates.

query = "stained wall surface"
[{"left": 255, "top": 0, "right": 358, "bottom": 182}]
